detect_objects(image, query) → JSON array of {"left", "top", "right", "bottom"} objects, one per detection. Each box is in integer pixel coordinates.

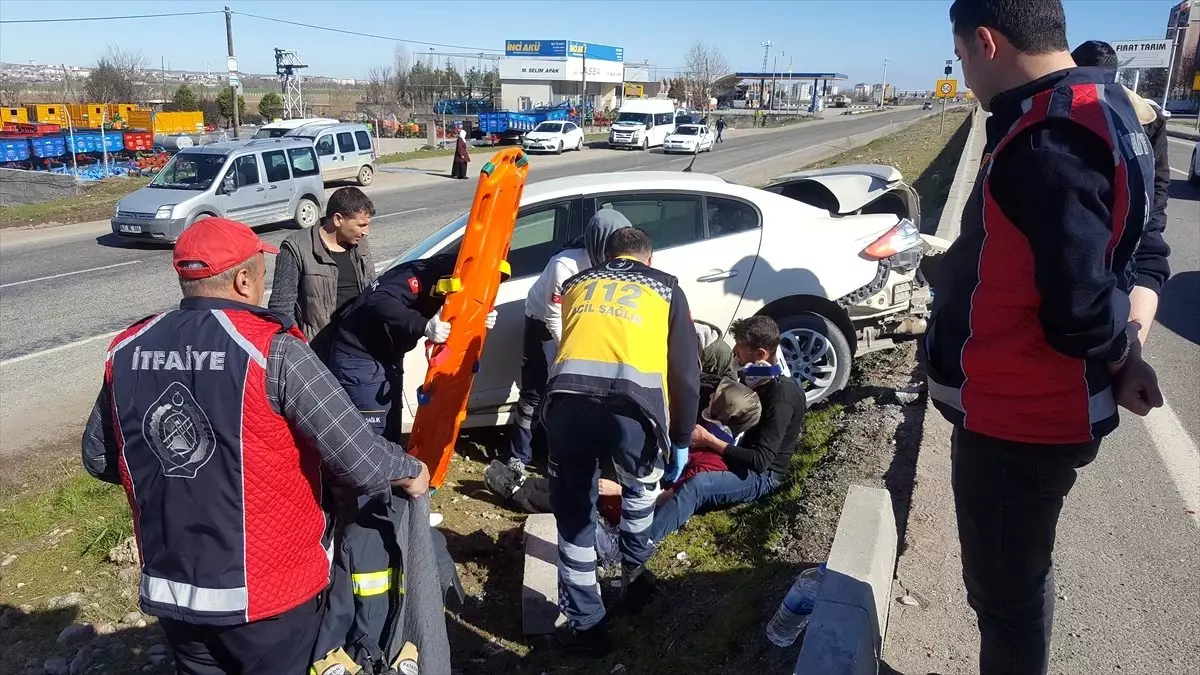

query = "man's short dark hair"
[
  {"left": 1071, "top": 40, "right": 1119, "bottom": 69},
  {"left": 949, "top": 0, "right": 1068, "bottom": 54},
  {"left": 729, "top": 315, "right": 781, "bottom": 354},
  {"left": 604, "top": 227, "right": 653, "bottom": 260},
  {"left": 326, "top": 186, "right": 375, "bottom": 220}
]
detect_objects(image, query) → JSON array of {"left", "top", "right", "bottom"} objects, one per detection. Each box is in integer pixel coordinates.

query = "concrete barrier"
[
  {"left": 934, "top": 104, "right": 986, "bottom": 241},
  {"left": 1166, "top": 125, "right": 1200, "bottom": 142},
  {"left": 0, "top": 168, "right": 82, "bottom": 206},
  {"left": 522, "top": 512, "right": 563, "bottom": 635},
  {"left": 794, "top": 485, "right": 898, "bottom": 675}
]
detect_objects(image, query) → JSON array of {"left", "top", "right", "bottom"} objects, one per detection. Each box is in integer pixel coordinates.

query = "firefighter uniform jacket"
[
  {"left": 102, "top": 299, "right": 331, "bottom": 625},
  {"left": 926, "top": 68, "right": 1155, "bottom": 444},
  {"left": 544, "top": 256, "right": 700, "bottom": 478}
]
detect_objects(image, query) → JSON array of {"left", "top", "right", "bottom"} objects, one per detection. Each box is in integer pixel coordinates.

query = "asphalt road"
[
  {"left": 0, "top": 107, "right": 931, "bottom": 457},
  {"left": 885, "top": 134, "right": 1200, "bottom": 675}
]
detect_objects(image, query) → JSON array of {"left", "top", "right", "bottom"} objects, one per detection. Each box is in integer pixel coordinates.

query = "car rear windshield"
[
  {"left": 150, "top": 153, "right": 225, "bottom": 190},
  {"left": 616, "top": 112, "right": 652, "bottom": 125},
  {"left": 534, "top": 122, "right": 563, "bottom": 133},
  {"left": 674, "top": 126, "right": 699, "bottom": 135}
]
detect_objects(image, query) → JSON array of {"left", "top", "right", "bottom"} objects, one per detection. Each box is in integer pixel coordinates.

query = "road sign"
[
  {"left": 1111, "top": 40, "right": 1172, "bottom": 69},
  {"left": 935, "top": 79, "right": 958, "bottom": 99}
]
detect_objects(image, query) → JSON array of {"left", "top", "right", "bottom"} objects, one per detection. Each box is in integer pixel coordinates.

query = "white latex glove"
[
  {"left": 424, "top": 311, "right": 451, "bottom": 344},
  {"left": 485, "top": 309, "right": 498, "bottom": 330}
]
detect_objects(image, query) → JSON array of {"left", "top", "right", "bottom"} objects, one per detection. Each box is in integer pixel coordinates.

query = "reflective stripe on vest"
[
  {"left": 141, "top": 573, "right": 248, "bottom": 614},
  {"left": 351, "top": 569, "right": 403, "bottom": 597},
  {"left": 928, "top": 379, "right": 1117, "bottom": 427}
]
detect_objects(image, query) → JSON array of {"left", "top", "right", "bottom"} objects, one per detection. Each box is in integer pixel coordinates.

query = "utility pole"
[
  {"left": 224, "top": 6, "right": 240, "bottom": 138},
  {"left": 770, "top": 52, "right": 779, "bottom": 111},
  {"left": 880, "top": 58, "right": 890, "bottom": 108},
  {"left": 760, "top": 41, "right": 773, "bottom": 109},
  {"left": 582, "top": 45, "right": 588, "bottom": 119}
]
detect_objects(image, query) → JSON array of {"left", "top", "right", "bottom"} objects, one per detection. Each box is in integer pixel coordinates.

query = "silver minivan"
[
  {"left": 285, "top": 122, "right": 377, "bottom": 186},
  {"left": 111, "top": 138, "right": 326, "bottom": 243}
]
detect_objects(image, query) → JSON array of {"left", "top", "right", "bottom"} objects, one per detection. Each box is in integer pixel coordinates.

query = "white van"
[
  {"left": 285, "top": 122, "right": 377, "bottom": 186},
  {"left": 253, "top": 117, "right": 338, "bottom": 139},
  {"left": 609, "top": 99, "right": 676, "bottom": 150}
]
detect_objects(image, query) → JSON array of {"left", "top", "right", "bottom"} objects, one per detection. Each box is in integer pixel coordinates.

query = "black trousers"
[
  {"left": 450, "top": 159, "right": 469, "bottom": 179},
  {"left": 951, "top": 426, "right": 1100, "bottom": 675},
  {"left": 159, "top": 595, "right": 322, "bottom": 674}
]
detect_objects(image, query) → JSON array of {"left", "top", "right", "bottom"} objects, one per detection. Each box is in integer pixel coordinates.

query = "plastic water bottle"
[{"left": 765, "top": 563, "right": 826, "bottom": 647}]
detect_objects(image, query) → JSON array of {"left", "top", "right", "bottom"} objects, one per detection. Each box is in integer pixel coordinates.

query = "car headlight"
[
  {"left": 155, "top": 205, "right": 175, "bottom": 220},
  {"left": 114, "top": 203, "right": 121, "bottom": 218}
]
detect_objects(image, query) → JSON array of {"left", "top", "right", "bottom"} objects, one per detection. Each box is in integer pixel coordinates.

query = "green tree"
[
  {"left": 170, "top": 85, "right": 199, "bottom": 112},
  {"left": 258, "top": 92, "right": 284, "bottom": 121},
  {"left": 215, "top": 87, "right": 246, "bottom": 124}
]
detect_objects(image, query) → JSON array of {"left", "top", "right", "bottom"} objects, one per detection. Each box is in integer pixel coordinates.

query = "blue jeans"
[{"left": 649, "top": 469, "right": 780, "bottom": 543}]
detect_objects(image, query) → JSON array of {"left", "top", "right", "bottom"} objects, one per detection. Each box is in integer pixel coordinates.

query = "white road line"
[
  {"left": 716, "top": 141, "right": 830, "bottom": 175},
  {"left": 0, "top": 330, "right": 120, "bottom": 367},
  {"left": 0, "top": 260, "right": 141, "bottom": 289},
  {"left": 1141, "top": 399, "right": 1200, "bottom": 527},
  {"left": 4, "top": 260, "right": 395, "bottom": 366},
  {"left": 1167, "top": 136, "right": 1196, "bottom": 147},
  {"left": 374, "top": 207, "right": 427, "bottom": 219},
  {"left": 1170, "top": 166, "right": 1188, "bottom": 177}
]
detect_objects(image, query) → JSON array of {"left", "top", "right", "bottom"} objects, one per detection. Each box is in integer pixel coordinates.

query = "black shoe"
[
  {"left": 615, "top": 567, "right": 658, "bottom": 615},
  {"left": 555, "top": 622, "right": 613, "bottom": 657},
  {"left": 483, "top": 460, "right": 521, "bottom": 500}
]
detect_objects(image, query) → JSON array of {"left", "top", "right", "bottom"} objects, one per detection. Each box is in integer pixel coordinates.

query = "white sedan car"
[
  {"left": 662, "top": 124, "right": 715, "bottom": 154},
  {"left": 389, "top": 167, "right": 948, "bottom": 432},
  {"left": 522, "top": 121, "right": 585, "bottom": 154},
  {"left": 1189, "top": 139, "right": 1200, "bottom": 186}
]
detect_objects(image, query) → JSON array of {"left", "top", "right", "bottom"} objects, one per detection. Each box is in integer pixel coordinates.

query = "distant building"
[
  {"left": 853, "top": 82, "right": 869, "bottom": 98},
  {"left": 1166, "top": 0, "right": 1200, "bottom": 100}
]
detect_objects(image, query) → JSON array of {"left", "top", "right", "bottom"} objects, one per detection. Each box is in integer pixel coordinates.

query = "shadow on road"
[
  {"left": 1168, "top": 177, "right": 1198, "bottom": 201},
  {"left": 1158, "top": 270, "right": 1200, "bottom": 347}
]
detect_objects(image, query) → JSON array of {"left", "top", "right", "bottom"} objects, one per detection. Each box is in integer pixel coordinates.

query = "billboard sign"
[
  {"left": 505, "top": 39, "right": 623, "bottom": 62},
  {"left": 500, "top": 57, "right": 568, "bottom": 80},
  {"left": 1111, "top": 40, "right": 1173, "bottom": 69},
  {"left": 505, "top": 40, "right": 567, "bottom": 58}
]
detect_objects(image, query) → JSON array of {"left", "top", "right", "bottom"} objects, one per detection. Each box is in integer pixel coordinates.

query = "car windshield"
[
  {"left": 674, "top": 126, "right": 700, "bottom": 135},
  {"left": 150, "top": 153, "right": 226, "bottom": 190},
  {"left": 616, "top": 112, "right": 652, "bottom": 125},
  {"left": 392, "top": 212, "right": 468, "bottom": 268},
  {"left": 253, "top": 128, "right": 289, "bottom": 138},
  {"left": 534, "top": 122, "right": 563, "bottom": 133}
]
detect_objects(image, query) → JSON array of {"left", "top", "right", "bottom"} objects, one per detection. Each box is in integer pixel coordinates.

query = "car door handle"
[
  {"left": 267, "top": 185, "right": 278, "bottom": 190},
  {"left": 255, "top": 186, "right": 266, "bottom": 192},
  {"left": 697, "top": 270, "right": 737, "bottom": 282}
]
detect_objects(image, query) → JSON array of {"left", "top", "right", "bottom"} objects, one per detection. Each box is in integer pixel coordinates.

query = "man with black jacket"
[
  {"left": 927, "top": 2, "right": 1166, "bottom": 674},
  {"left": 649, "top": 315, "right": 805, "bottom": 543},
  {"left": 1070, "top": 39, "right": 1173, "bottom": 346}
]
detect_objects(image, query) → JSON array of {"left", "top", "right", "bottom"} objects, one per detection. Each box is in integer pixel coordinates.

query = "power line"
[
  {"left": 232, "top": 11, "right": 503, "bottom": 53},
  {"left": 0, "top": 10, "right": 220, "bottom": 24}
]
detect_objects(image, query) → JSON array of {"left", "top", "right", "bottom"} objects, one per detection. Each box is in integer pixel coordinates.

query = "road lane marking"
[
  {"left": 0, "top": 260, "right": 141, "bottom": 289},
  {"left": 3, "top": 260, "right": 394, "bottom": 366},
  {"left": 1141, "top": 398, "right": 1200, "bottom": 527},
  {"left": 1167, "top": 136, "right": 1196, "bottom": 147},
  {"left": 374, "top": 207, "right": 427, "bottom": 220},
  {"left": 1170, "top": 166, "right": 1188, "bottom": 177}
]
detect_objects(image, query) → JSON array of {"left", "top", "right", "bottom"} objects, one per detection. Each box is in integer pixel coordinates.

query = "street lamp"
[{"left": 880, "top": 58, "right": 890, "bottom": 108}]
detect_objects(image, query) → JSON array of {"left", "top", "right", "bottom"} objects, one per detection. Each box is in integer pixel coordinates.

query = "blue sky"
[{"left": 0, "top": 0, "right": 1173, "bottom": 89}]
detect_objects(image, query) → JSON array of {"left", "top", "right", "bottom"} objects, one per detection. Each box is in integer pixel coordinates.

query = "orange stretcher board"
[{"left": 408, "top": 148, "right": 529, "bottom": 488}]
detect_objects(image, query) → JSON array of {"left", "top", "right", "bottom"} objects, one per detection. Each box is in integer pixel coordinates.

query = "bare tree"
[
  {"left": 86, "top": 46, "right": 146, "bottom": 104},
  {"left": 682, "top": 41, "right": 730, "bottom": 109},
  {"left": 365, "top": 65, "right": 393, "bottom": 106},
  {"left": 0, "top": 78, "right": 23, "bottom": 107},
  {"left": 393, "top": 46, "right": 414, "bottom": 110}
]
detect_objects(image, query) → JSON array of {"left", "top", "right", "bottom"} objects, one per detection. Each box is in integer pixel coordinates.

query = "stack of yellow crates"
[
  {"left": 67, "top": 103, "right": 107, "bottom": 128},
  {"left": 2, "top": 107, "right": 30, "bottom": 124},
  {"left": 26, "top": 104, "right": 68, "bottom": 126}
]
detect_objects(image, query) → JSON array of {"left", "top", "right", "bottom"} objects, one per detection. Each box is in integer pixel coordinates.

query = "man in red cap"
[{"left": 81, "top": 217, "right": 431, "bottom": 674}]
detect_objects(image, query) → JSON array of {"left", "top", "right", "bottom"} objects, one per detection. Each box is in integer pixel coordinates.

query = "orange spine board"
[{"left": 407, "top": 149, "right": 529, "bottom": 488}]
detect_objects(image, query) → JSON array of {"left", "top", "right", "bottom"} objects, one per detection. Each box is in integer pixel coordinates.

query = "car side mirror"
[{"left": 221, "top": 175, "right": 237, "bottom": 194}]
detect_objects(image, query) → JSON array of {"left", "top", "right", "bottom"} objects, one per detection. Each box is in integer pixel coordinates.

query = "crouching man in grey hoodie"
[{"left": 504, "top": 210, "right": 633, "bottom": 474}]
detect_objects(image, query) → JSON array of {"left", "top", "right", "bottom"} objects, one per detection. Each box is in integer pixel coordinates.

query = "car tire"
[
  {"left": 576, "top": 137, "right": 584, "bottom": 151},
  {"left": 556, "top": 141, "right": 563, "bottom": 155},
  {"left": 770, "top": 311, "right": 853, "bottom": 407},
  {"left": 1190, "top": 151, "right": 1200, "bottom": 186},
  {"left": 357, "top": 165, "right": 374, "bottom": 186},
  {"left": 294, "top": 197, "right": 320, "bottom": 229},
  {"left": 642, "top": 138, "right": 649, "bottom": 151}
]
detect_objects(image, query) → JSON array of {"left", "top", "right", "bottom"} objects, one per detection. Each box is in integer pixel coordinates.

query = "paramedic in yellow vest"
[{"left": 542, "top": 226, "right": 700, "bottom": 656}]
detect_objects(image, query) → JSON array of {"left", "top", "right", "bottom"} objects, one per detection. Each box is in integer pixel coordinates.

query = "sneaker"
[
  {"left": 616, "top": 567, "right": 658, "bottom": 616},
  {"left": 484, "top": 460, "right": 521, "bottom": 500},
  {"left": 554, "top": 622, "right": 613, "bottom": 657},
  {"left": 506, "top": 456, "right": 529, "bottom": 478}
]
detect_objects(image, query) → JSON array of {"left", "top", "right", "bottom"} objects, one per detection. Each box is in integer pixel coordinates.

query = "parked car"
[
  {"left": 253, "top": 117, "right": 338, "bottom": 138},
  {"left": 285, "top": 122, "right": 377, "bottom": 186},
  {"left": 521, "top": 120, "right": 585, "bottom": 154},
  {"left": 609, "top": 99, "right": 677, "bottom": 150},
  {"left": 1189, "top": 139, "right": 1200, "bottom": 186},
  {"left": 922, "top": 101, "right": 934, "bottom": 110},
  {"left": 110, "top": 138, "right": 325, "bottom": 243},
  {"left": 662, "top": 124, "right": 716, "bottom": 154},
  {"left": 384, "top": 167, "right": 948, "bottom": 432}
]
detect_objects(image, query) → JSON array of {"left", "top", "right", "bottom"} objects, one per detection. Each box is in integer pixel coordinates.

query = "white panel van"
[{"left": 608, "top": 99, "right": 676, "bottom": 150}]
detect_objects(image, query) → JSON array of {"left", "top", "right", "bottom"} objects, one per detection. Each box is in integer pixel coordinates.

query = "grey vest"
[{"left": 280, "top": 225, "right": 377, "bottom": 341}]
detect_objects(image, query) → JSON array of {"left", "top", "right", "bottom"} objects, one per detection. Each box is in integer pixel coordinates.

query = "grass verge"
[{"left": 0, "top": 176, "right": 149, "bottom": 230}]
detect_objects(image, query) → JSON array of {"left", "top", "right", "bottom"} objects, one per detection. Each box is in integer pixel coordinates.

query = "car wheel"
[
  {"left": 294, "top": 197, "right": 320, "bottom": 229},
  {"left": 1190, "top": 151, "right": 1200, "bottom": 186},
  {"left": 642, "top": 137, "right": 649, "bottom": 151},
  {"left": 556, "top": 141, "right": 563, "bottom": 155},
  {"left": 772, "top": 312, "right": 853, "bottom": 406},
  {"left": 357, "top": 165, "right": 374, "bottom": 186},
  {"left": 576, "top": 137, "right": 584, "bottom": 151}
]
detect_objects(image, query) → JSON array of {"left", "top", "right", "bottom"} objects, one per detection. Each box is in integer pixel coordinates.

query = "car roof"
[
  {"left": 522, "top": 171, "right": 727, "bottom": 202},
  {"left": 180, "top": 137, "right": 313, "bottom": 155},
  {"left": 673, "top": 124, "right": 705, "bottom": 130},
  {"left": 260, "top": 117, "right": 337, "bottom": 130}
]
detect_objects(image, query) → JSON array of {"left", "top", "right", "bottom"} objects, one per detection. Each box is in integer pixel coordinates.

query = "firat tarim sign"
[{"left": 1111, "top": 40, "right": 1173, "bottom": 69}]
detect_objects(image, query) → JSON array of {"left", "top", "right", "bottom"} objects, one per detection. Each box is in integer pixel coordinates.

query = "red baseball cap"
[{"left": 173, "top": 217, "right": 279, "bottom": 280}]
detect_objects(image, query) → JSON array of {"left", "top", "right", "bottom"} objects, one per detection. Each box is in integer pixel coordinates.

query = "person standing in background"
[
  {"left": 451, "top": 129, "right": 470, "bottom": 180},
  {"left": 269, "top": 187, "right": 377, "bottom": 357}
]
